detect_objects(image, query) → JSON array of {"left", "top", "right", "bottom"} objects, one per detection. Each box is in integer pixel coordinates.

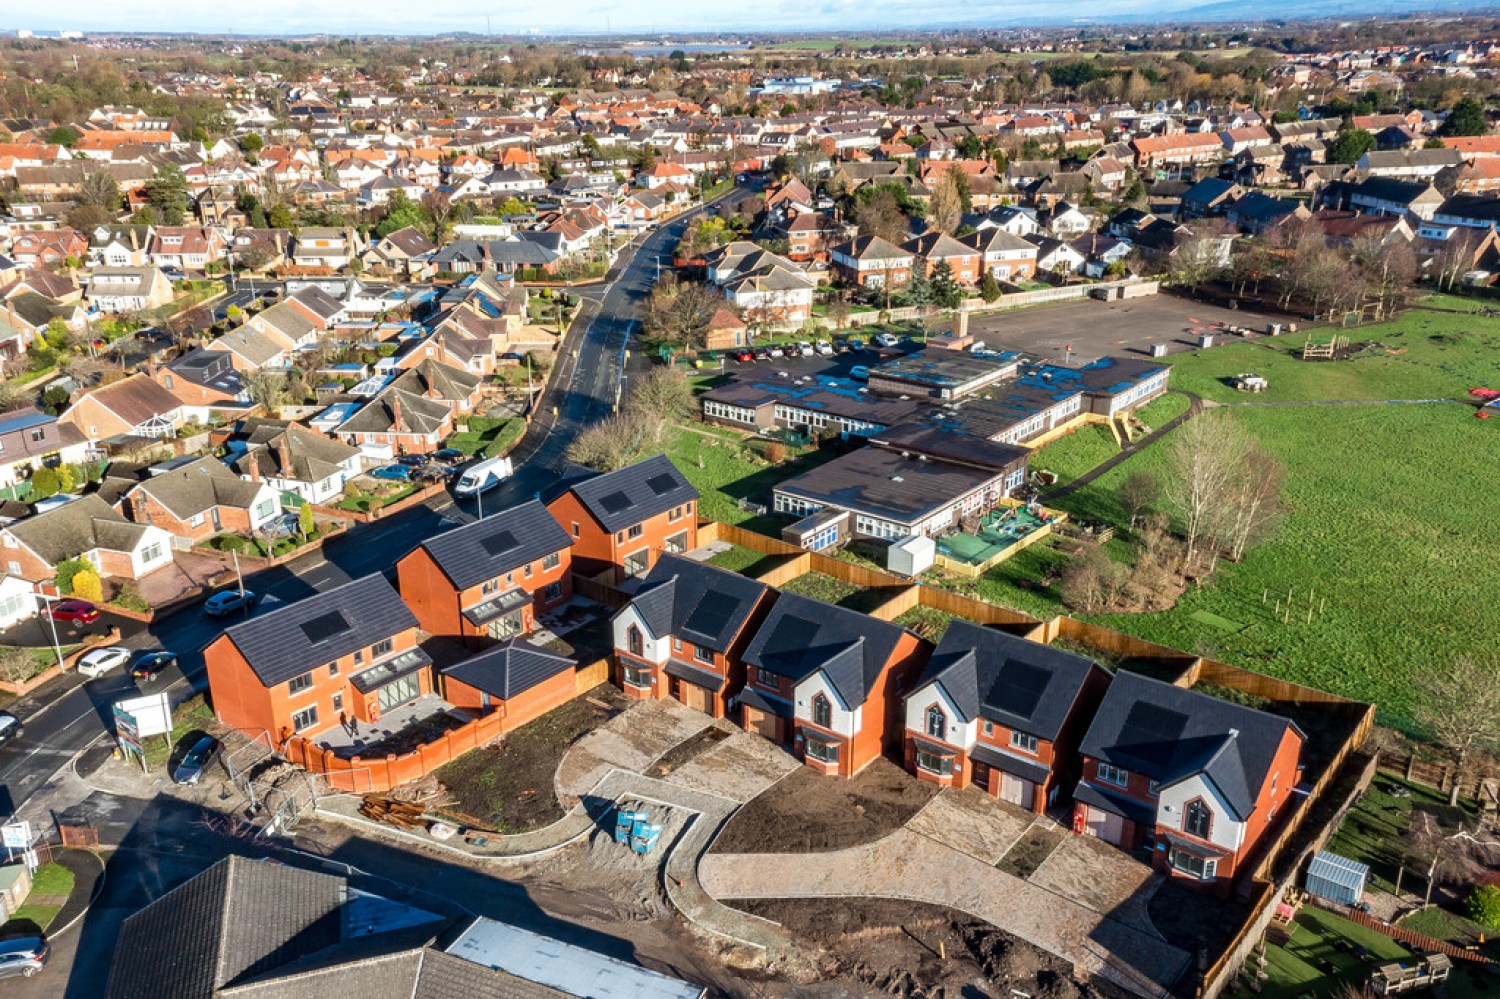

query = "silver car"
[{"left": 0, "top": 937, "right": 48, "bottom": 979}]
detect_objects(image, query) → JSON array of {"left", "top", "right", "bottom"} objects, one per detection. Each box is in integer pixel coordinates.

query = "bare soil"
[
  {"left": 646, "top": 723, "right": 731, "bottom": 778},
  {"left": 711, "top": 757, "right": 939, "bottom": 853},
  {"left": 433, "top": 684, "right": 628, "bottom": 833},
  {"left": 736, "top": 897, "right": 1124, "bottom": 999}
]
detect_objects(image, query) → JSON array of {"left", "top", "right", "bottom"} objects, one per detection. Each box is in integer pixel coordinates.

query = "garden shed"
[{"left": 1305, "top": 850, "right": 1369, "bottom": 907}]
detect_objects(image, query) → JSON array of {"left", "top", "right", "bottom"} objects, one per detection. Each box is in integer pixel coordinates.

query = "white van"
[{"left": 454, "top": 456, "right": 513, "bottom": 498}]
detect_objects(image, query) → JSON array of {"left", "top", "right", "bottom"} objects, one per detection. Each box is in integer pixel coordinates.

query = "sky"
[{"left": 10, "top": 0, "right": 1287, "bottom": 38}]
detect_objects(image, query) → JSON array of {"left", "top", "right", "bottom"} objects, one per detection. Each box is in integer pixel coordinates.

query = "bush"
[
  {"left": 764, "top": 440, "right": 788, "bottom": 464},
  {"left": 54, "top": 558, "right": 91, "bottom": 595},
  {"left": 71, "top": 569, "right": 103, "bottom": 605},
  {"left": 28, "top": 466, "right": 60, "bottom": 499},
  {"left": 113, "top": 582, "right": 150, "bottom": 613},
  {"left": 1468, "top": 884, "right": 1500, "bottom": 928},
  {"left": 214, "top": 534, "right": 247, "bottom": 554}
]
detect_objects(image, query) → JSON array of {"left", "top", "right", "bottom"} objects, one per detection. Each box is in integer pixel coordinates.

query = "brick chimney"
[
  {"left": 390, "top": 392, "right": 404, "bottom": 432},
  {"left": 277, "top": 435, "right": 294, "bottom": 475},
  {"left": 247, "top": 453, "right": 260, "bottom": 482}
]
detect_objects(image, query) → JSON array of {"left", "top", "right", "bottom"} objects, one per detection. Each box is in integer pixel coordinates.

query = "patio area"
[
  {"left": 936, "top": 504, "right": 1061, "bottom": 574},
  {"left": 310, "top": 693, "right": 472, "bottom": 759}
]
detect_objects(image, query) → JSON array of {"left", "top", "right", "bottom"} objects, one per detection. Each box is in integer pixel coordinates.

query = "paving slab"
[
  {"left": 663, "top": 728, "right": 800, "bottom": 804},
  {"left": 905, "top": 787, "right": 1035, "bottom": 866},
  {"left": 1028, "top": 833, "right": 1166, "bottom": 938},
  {"left": 555, "top": 699, "right": 713, "bottom": 800}
]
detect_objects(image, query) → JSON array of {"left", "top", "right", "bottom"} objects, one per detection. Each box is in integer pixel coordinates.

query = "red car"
[
  {"left": 733, "top": 350, "right": 755, "bottom": 362},
  {"left": 48, "top": 599, "right": 100, "bottom": 625}
]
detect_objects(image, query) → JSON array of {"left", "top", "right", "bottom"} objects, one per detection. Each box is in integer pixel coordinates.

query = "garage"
[
  {"left": 1000, "top": 772, "right": 1036, "bottom": 811},
  {"left": 1084, "top": 805, "right": 1126, "bottom": 845}
]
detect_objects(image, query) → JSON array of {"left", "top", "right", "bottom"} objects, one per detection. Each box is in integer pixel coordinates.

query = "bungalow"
[
  {"left": 333, "top": 386, "right": 456, "bottom": 456},
  {"left": 545, "top": 454, "right": 698, "bottom": 583},
  {"left": 1074, "top": 672, "right": 1304, "bottom": 892},
  {"left": 61, "top": 373, "right": 185, "bottom": 441},
  {"left": 611, "top": 554, "right": 773, "bottom": 718},
  {"left": 207, "top": 325, "right": 294, "bottom": 372},
  {"left": 396, "top": 500, "right": 573, "bottom": 647},
  {"left": 86, "top": 266, "right": 174, "bottom": 313},
  {"left": 225, "top": 420, "right": 362, "bottom": 506},
  {"left": 830, "top": 235, "right": 914, "bottom": 289},
  {"left": 1, "top": 494, "right": 174, "bottom": 582},
  {"left": 440, "top": 639, "right": 577, "bottom": 726},
  {"left": 119, "top": 455, "right": 281, "bottom": 542},
  {"left": 204, "top": 573, "right": 430, "bottom": 746},
  {"left": 902, "top": 622, "right": 1109, "bottom": 813},
  {"left": 737, "top": 592, "right": 927, "bottom": 777},
  {"left": 0, "top": 409, "right": 92, "bottom": 492}
]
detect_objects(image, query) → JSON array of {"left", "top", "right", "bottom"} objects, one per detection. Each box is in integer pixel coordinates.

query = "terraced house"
[
  {"left": 737, "top": 592, "right": 927, "bottom": 777},
  {"left": 1073, "top": 672, "right": 1304, "bottom": 892},
  {"left": 901, "top": 622, "right": 1109, "bottom": 813},
  {"left": 397, "top": 500, "right": 573, "bottom": 647},
  {"left": 611, "top": 554, "right": 774, "bottom": 718},
  {"left": 205, "top": 573, "right": 430, "bottom": 745}
]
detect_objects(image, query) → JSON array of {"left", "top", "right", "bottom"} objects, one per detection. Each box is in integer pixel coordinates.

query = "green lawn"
[
  {"left": 892, "top": 605, "right": 954, "bottom": 641},
  {"left": 446, "top": 417, "right": 526, "bottom": 458},
  {"left": 3, "top": 862, "right": 76, "bottom": 934},
  {"left": 706, "top": 544, "right": 777, "bottom": 575},
  {"left": 1324, "top": 775, "right": 1474, "bottom": 895},
  {"left": 142, "top": 694, "right": 217, "bottom": 771},
  {"left": 667, "top": 425, "right": 840, "bottom": 528},
  {"left": 1032, "top": 425, "right": 1119, "bottom": 486},
  {"left": 1261, "top": 905, "right": 1411, "bottom": 999},
  {"left": 780, "top": 572, "right": 897, "bottom": 614},
  {"left": 1132, "top": 390, "right": 1192, "bottom": 429}
]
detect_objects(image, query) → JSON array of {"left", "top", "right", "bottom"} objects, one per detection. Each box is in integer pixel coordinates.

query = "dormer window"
[
  {"left": 811, "top": 693, "right": 832, "bottom": 728},
  {"left": 924, "top": 705, "right": 946, "bottom": 741}
]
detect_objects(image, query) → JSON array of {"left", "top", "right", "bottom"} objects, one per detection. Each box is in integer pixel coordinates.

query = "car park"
[
  {"left": 203, "top": 589, "right": 258, "bottom": 618},
  {"left": 172, "top": 734, "right": 221, "bottom": 785},
  {"left": 370, "top": 464, "right": 412, "bottom": 482},
  {"left": 752, "top": 347, "right": 770, "bottom": 361},
  {"left": 0, "top": 937, "right": 47, "bottom": 979},
  {"left": 873, "top": 333, "right": 900, "bottom": 348},
  {"left": 768, "top": 345, "right": 785, "bottom": 357},
  {"left": 848, "top": 337, "right": 866, "bottom": 351},
  {"left": 47, "top": 599, "right": 100, "bottom": 625},
  {"left": 833, "top": 338, "right": 850, "bottom": 353},
  {"left": 796, "top": 341, "right": 814, "bottom": 357},
  {"left": 0, "top": 712, "right": 21, "bottom": 748},
  {"left": 131, "top": 650, "right": 179, "bottom": 680},
  {"left": 77, "top": 646, "right": 131, "bottom": 678}
]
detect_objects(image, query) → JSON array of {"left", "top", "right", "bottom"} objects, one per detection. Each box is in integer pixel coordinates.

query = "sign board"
[
  {"left": 115, "top": 691, "right": 172, "bottom": 738},
  {"left": 113, "top": 702, "right": 143, "bottom": 757},
  {"left": 0, "top": 821, "right": 29, "bottom": 850}
]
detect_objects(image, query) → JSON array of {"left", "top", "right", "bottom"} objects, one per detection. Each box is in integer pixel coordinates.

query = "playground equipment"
[
  {"left": 1232, "top": 373, "right": 1268, "bottom": 393},
  {"left": 1301, "top": 334, "right": 1348, "bottom": 360},
  {"left": 613, "top": 808, "right": 663, "bottom": 855}
]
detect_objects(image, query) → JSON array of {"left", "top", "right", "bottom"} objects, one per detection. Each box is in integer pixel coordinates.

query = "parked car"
[
  {"left": 847, "top": 337, "right": 866, "bottom": 351},
  {"left": 832, "top": 338, "right": 851, "bottom": 353},
  {"left": 731, "top": 349, "right": 753, "bottom": 362},
  {"left": 752, "top": 347, "right": 770, "bottom": 361},
  {"left": 262, "top": 512, "right": 304, "bottom": 538},
  {"left": 370, "top": 465, "right": 412, "bottom": 482},
  {"left": 172, "top": 734, "right": 221, "bottom": 785},
  {"left": 781, "top": 344, "right": 799, "bottom": 358},
  {"left": 768, "top": 344, "right": 785, "bottom": 358},
  {"left": 815, "top": 340, "right": 834, "bottom": 356},
  {"left": 47, "top": 599, "right": 100, "bottom": 625},
  {"left": 415, "top": 465, "right": 453, "bottom": 483},
  {"left": 431, "top": 448, "right": 467, "bottom": 466},
  {"left": 0, "top": 712, "right": 21, "bottom": 748},
  {"left": 396, "top": 454, "right": 428, "bottom": 468},
  {"left": 873, "top": 333, "right": 900, "bottom": 348},
  {"left": 0, "top": 937, "right": 47, "bottom": 979},
  {"left": 203, "top": 589, "right": 258, "bottom": 618},
  {"left": 850, "top": 365, "right": 871, "bottom": 381},
  {"left": 77, "top": 646, "right": 131, "bottom": 678},
  {"left": 131, "top": 650, "right": 179, "bottom": 681},
  {"left": 796, "top": 341, "right": 814, "bottom": 357}
]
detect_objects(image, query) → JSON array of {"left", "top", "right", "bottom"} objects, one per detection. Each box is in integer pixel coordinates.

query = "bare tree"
[
  {"left": 0, "top": 648, "right": 34, "bottom": 684},
  {"left": 1162, "top": 412, "right": 1249, "bottom": 565},
  {"left": 624, "top": 366, "right": 693, "bottom": 425},
  {"left": 1170, "top": 220, "right": 1231, "bottom": 291},
  {"left": 1419, "top": 654, "right": 1500, "bottom": 806},
  {"left": 854, "top": 187, "right": 907, "bottom": 244},
  {"left": 423, "top": 189, "right": 455, "bottom": 242},
  {"left": 565, "top": 411, "right": 654, "bottom": 471},
  {"left": 927, "top": 170, "right": 965, "bottom": 236},
  {"left": 1351, "top": 235, "right": 1417, "bottom": 314},
  {"left": 1214, "top": 441, "right": 1285, "bottom": 562},
  {"left": 1119, "top": 470, "right": 1160, "bottom": 529},
  {"left": 643, "top": 279, "right": 722, "bottom": 350},
  {"left": 1433, "top": 232, "right": 1481, "bottom": 292},
  {"left": 248, "top": 371, "right": 289, "bottom": 417},
  {"left": 1059, "top": 544, "right": 1127, "bottom": 614}
]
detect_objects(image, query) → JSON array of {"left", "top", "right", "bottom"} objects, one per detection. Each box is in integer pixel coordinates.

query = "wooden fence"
[{"left": 1323, "top": 900, "right": 1495, "bottom": 964}]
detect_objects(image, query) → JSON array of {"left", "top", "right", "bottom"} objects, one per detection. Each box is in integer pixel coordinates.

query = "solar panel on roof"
[
  {"left": 479, "top": 529, "right": 519, "bottom": 557},
  {"left": 1117, "top": 702, "right": 1189, "bottom": 767},
  {"left": 300, "top": 610, "right": 352, "bottom": 644},
  {"left": 988, "top": 660, "right": 1051, "bottom": 720},
  {"left": 645, "top": 473, "right": 678, "bottom": 496},
  {"left": 598, "top": 490, "right": 633, "bottom": 515},
  {"left": 683, "top": 596, "right": 736, "bottom": 642}
]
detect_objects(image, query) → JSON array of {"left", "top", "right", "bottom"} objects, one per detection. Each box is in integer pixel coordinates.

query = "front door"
[
  {"left": 377, "top": 674, "right": 420, "bottom": 714},
  {"left": 970, "top": 760, "right": 990, "bottom": 792}
]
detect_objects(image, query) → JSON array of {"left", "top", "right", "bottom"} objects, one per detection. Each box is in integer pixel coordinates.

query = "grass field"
[
  {"left": 1032, "top": 424, "right": 1119, "bottom": 486},
  {"left": 1261, "top": 904, "right": 1410, "bottom": 999},
  {"left": 667, "top": 424, "right": 839, "bottom": 529}
]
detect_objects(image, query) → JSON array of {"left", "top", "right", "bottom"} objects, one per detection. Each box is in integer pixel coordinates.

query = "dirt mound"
[
  {"left": 534, "top": 797, "right": 689, "bottom": 923},
  {"left": 738, "top": 897, "right": 1121, "bottom": 999}
]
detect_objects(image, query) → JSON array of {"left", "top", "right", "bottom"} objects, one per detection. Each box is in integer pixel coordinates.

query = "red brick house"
[
  {"left": 205, "top": 574, "right": 430, "bottom": 747},
  {"left": 440, "top": 639, "right": 577, "bottom": 728},
  {"left": 901, "top": 622, "right": 1108, "bottom": 813},
  {"left": 829, "top": 235, "right": 914, "bottom": 290},
  {"left": 736, "top": 592, "right": 928, "bottom": 778},
  {"left": 903, "top": 231, "right": 982, "bottom": 286},
  {"left": 610, "top": 553, "right": 774, "bottom": 718},
  {"left": 396, "top": 500, "right": 572, "bottom": 647},
  {"left": 1, "top": 494, "right": 174, "bottom": 583},
  {"left": 545, "top": 455, "right": 698, "bottom": 584},
  {"left": 119, "top": 455, "right": 282, "bottom": 542},
  {"left": 9, "top": 230, "right": 87, "bottom": 269},
  {"left": 332, "top": 386, "right": 456, "bottom": 456},
  {"left": 1073, "top": 672, "right": 1304, "bottom": 893}
]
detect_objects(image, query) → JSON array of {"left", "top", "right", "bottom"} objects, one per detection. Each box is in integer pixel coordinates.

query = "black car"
[
  {"left": 172, "top": 735, "right": 222, "bottom": 785},
  {"left": 0, "top": 712, "right": 21, "bottom": 747},
  {"left": 131, "top": 651, "right": 179, "bottom": 681},
  {"left": 431, "top": 448, "right": 467, "bottom": 466},
  {"left": 396, "top": 454, "right": 429, "bottom": 468}
]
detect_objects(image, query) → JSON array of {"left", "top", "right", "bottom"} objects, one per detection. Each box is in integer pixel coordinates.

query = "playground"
[{"left": 936, "top": 504, "right": 1060, "bottom": 576}]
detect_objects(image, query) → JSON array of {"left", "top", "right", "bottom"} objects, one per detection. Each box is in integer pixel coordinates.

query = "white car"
[
  {"left": 873, "top": 333, "right": 900, "bottom": 348},
  {"left": 796, "top": 340, "right": 814, "bottom": 356},
  {"left": 77, "top": 646, "right": 131, "bottom": 678},
  {"left": 768, "top": 344, "right": 785, "bottom": 358},
  {"left": 815, "top": 340, "right": 834, "bottom": 356}
]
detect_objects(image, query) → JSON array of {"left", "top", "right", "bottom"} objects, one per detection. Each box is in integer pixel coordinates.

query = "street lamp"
[{"left": 31, "top": 589, "right": 69, "bottom": 675}]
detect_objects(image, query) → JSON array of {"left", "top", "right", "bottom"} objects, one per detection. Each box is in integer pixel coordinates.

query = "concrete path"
[
  {"left": 700, "top": 826, "right": 1191, "bottom": 997},
  {"left": 1043, "top": 392, "right": 1202, "bottom": 501}
]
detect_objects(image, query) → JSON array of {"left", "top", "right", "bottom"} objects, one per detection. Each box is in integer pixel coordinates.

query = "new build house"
[
  {"left": 737, "top": 592, "right": 927, "bottom": 777},
  {"left": 396, "top": 500, "right": 573, "bottom": 646},
  {"left": 1073, "top": 671, "right": 1304, "bottom": 891},
  {"left": 902, "top": 622, "right": 1109, "bottom": 813},
  {"left": 440, "top": 639, "right": 577, "bottom": 728},
  {"left": 205, "top": 573, "right": 431, "bottom": 745},
  {"left": 546, "top": 455, "right": 698, "bottom": 583},
  {"left": 611, "top": 554, "right": 774, "bottom": 718}
]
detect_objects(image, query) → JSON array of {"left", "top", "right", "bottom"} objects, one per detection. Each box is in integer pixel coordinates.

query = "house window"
[
  {"left": 672, "top": 637, "right": 682, "bottom": 652},
  {"left": 916, "top": 749, "right": 954, "bottom": 775},
  {"left": 1010, "top": 731, "right": 1038, "bottom": 754},
  {"left": 572, "top": 522, "right": 580, "bottom": 538},
  {"left": 189, "top": 513, "right": 205, "bottom": 528},
  {"left": 291, "top": 705, "right": 319, "bottom": 733},
  {"left": 664, "top": 531, "right": 688, "bottom": 555},
  {"left": 627, "top": 523, "right": 644, "bottom": 541},
  {"left": 542, "top": 581, "right": 563, "bottom": 602},
  {"left": 29, "top": 428, "right": 45, "bottom": 443},
  {"left": 1097, "top": 762, "right": 1129, "bottom": 787},
  {"left": 523, "top": 564, "right": 532, "bottom": 579},
  {"left": 622, "top": 665, "right": 650, "bottom": 687},
  {"left": 372, "top": 638, "right": 393, "bottom": 658},
  {"left": 1149, "top": 780, "right": 1161, "bottom": 797},
  {"left": 481, "top": 578, "right": 499, "bottom": 596},
  {"left": 622, "top": 549, "right": 649, "bottom": 577},
  {"left": 804, "top": 736, "right": 839, "bottom": 764},
  {"left": 757, "top": 668, "right": 779, "bottom": 689},
  {"left": 1185, "top": 800, "right": 1212, "bottom": 839},
  {"left": 1168, "top": 849, "right": 1218, "bottom": 880},
  {"left": 331, "top": 692, "right": 343, "bottom": 713},
  {"left": 542, "top": 551, "right": 561, "bottom": 571},
  {"left": 668, "top": 505, "right": 683, "bottom": 522},
  {"left": 327, "top": 661, "right": 339, "bottom": 677},
  {"left": 694, "top": 645, "right": 714, "bottom": 664},
  {"left": 983, "top": 720, "right": 993, "bottom": 736},
  {"left": 288, "top": 672, "right": 313, "bottom": 695},
  {"left": 925, "top": 706, "right": 947, "bottom": 741},
  {"left": 353, "top": 650, "right": 364, "bottom": 666},
  {"left": 141, "top": 543, "right": 164, "bottom": 563},
  {"left": 812, "top": 693, "right": 832, "bottom": 728},
  {"left": 627, "top": 625, "right": 644, "bottom": 657}
]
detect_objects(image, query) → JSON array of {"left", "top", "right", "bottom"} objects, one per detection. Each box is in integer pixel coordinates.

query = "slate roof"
[
  {"left": 441, "top": 639, "right": 575, "bottom": 701},
  {"left": 104, "top": 855, "right": 346, "bottom": 999},
  {"left": 555, "top": 454, "right": 698, "bottom": 534},
  {"left": 623, "top": 553, "right": 770, "bottom": 651},
  {"left": 913, "top": 620, "right": 1103, "bottom": 740},
  {"left": 4, "top": 493, "right": 150, "bottom": 565},
  {"left": 415, "top": 500, "right": 572, "bottom": 591},
  {"left": 1078, "top": 671, "right": 1303, "bottom": 821},
  {"left": 740, "top": 591, "right": 910, "bottom": 708},
  {"left": 222, "top": 573, "right": 418, "bottom": 687},
  {"left": 228, "top": 423, "right": 361, "bottom": 484}
]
